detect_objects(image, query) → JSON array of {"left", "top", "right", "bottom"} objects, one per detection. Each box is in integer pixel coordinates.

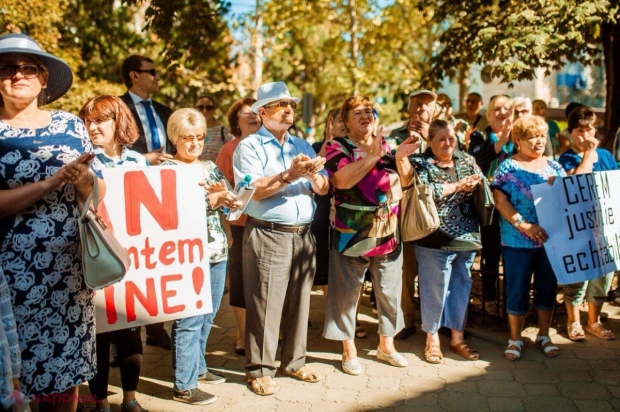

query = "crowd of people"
[{"left": 0, "top": 33, "right": 618, "bottom": 411}]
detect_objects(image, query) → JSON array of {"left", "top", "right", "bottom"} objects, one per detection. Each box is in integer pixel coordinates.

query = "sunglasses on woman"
[
  {"left": 0, "top": 64, "right": 40, "bottom": 79},
  {"left": 179, "top": 134, "right": 206, "bottom": 143}
]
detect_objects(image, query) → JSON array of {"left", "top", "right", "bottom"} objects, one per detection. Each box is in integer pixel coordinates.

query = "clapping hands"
[{"left": 289, "top": 154, "right": 326, "bottom": 180}]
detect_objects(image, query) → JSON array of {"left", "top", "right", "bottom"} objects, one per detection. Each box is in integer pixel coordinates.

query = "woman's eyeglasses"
[
  {"left": 0, "top": 64, "right": 40, "bottom": 79},
  {"left": 264, "top": 101, "right": 297, "bottom": 110},
  {"left": 179, "top": 134, "right": 206, "bottom": 143}
]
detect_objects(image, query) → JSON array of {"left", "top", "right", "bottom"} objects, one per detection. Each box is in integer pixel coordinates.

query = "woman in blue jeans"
[
  {"left": 161, "top": 109, "right": 242, "bottom": 405},
  {"left": 408, "top": 119, "right": 484, "bottom": 364},
  {"left": 492, "top": 115, "right": 566, "bottom": 361}
]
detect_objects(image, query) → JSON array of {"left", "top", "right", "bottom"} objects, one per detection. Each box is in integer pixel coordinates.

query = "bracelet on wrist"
[
  {"left": 514, "top": 215, "right": 525, "bottom": 228},
  {"left": 279, "top": 171, "right": 293, "bottom": 184}
]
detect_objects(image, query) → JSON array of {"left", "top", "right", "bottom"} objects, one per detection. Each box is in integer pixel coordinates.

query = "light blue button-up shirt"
[{"left": 233, "top": 125, "right": 327, "bottom": 225}]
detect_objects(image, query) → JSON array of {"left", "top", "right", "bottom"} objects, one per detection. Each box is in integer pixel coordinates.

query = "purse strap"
[
  {"left": 402, "top": 167, "right": 423, "bottom": 191},
  {"left": 80, "top": 171, "right": 98, "bottom": 219}
]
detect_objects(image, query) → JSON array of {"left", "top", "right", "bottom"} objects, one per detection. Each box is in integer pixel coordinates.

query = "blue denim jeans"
[
  {"left": 172, "top": 260, "right": 227, "bottom": 391},
  {"left": 415, "top": 245, "right": 476, "bottom": 334},
  {"left": 502, "top": 247, "right": 557, "bottom": 316}
]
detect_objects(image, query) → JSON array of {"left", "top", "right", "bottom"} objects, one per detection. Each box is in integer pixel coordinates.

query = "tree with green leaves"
[{"left": 426, "top": 0, "right": 619, "bottom": 150}]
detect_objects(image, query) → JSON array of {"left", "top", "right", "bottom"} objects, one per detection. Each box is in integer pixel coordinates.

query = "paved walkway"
[{"left": 81, "top": 291, "right": 620, "bottom": 411}]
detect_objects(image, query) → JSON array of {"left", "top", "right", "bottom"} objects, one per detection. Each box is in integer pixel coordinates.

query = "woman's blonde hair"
[
  {"left": 512, "top": 115, "right": 548, "bottom": 141},
  {"left": 167, "top": 108, "right": 207, "bottom": 145}
]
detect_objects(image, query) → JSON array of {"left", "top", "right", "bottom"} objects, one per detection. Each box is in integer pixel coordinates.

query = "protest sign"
[
  {"left": 95, "top": 166, "right": 211, "bottom": 333},
  {"left": 532, "top": 171, "right": 620, "bottom": 285}
]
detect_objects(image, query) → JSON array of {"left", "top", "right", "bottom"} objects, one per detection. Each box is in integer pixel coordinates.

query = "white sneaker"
[{"left": 375, "top": 347, "right": 408, "bottom": 367}]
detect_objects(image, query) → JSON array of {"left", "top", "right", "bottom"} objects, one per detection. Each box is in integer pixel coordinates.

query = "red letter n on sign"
[{"left": 125, "top": 170, "right": 179, "bottom": 236}]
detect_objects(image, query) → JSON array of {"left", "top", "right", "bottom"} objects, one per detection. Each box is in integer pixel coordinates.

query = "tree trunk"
[
  {"left": 251, "top": 0, "right": 264, "bottom": 96},
  {"left": 457, "top": 65, "right": 470, "bottom": 113},
  {"left": 348, "top": 0, "right": 359, "bottom": 95},
  {"left": 601, "top": 21, "right": 620, "bottom": 157}
]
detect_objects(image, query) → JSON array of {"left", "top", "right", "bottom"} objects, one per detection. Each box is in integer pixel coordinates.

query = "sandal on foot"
[
  {"left": 355, "top": 322, "right": 368, "bottom": 339},
  {"left": 121, "top": 400, "right": 149, "bottom": 412},
  {"left": 535, "top": 335, "right": 559, "bottom": 358},
  {"left": 585, "top": 322, "right": 615, "bottom": 340},
  {"left": 424, "top": 345, "right": 443, "bottom": 364},
  {"left": 376, "top": 347, "right": 408, "bottom": 367},
  {"left": 280, "top": 365, "right": 324, "bottom": 382},
  {"left": 342, "top": 357, "right": 362, "bottom": 375},
  {"left": 504, "top": 339, "right": 523, "bottom": 361},
  {"left": 449, "top": 341, "right": 479, "bottom": 361},
  {"left": 567, "top": 322, "right": 585, "bottom": 341},
  {"left": 249, "top": 376, "right": 276, "bottom": 396}
]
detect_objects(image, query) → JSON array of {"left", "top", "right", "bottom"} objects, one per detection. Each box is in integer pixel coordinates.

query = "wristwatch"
[{"left": 514, "top": 216, "right": 525, "bottom": 228}]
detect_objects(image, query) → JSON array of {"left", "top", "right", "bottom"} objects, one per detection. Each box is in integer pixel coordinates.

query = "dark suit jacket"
[{"left": 120, "top": 92, "right": 175, "bottom": 155}]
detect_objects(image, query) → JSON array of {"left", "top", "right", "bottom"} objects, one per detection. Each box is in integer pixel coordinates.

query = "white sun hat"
[{"left": 251, "top": 81, "right": 301, "bottom": 113}]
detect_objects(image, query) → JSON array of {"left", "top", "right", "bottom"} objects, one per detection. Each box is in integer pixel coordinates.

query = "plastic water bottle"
[{"left": 223, "top": 174, "right": 252, "bottom": 215}]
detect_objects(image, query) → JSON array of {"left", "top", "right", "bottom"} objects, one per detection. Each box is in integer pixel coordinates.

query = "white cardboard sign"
[
  {"left": 532, "top": 171, "right": 620, "bottom": 285},
  {"left": 95, "top": 166, "right": 212, "bottom": 333}
]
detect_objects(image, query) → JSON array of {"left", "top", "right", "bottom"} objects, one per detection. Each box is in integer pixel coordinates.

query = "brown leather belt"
[{"left": 248, "top": 216, "right": 310, "bottom": 234}]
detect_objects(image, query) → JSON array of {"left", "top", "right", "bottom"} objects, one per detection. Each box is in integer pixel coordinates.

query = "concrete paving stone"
[
  {"left": 477, "top": 380, "right": 526, "bottom": 397},
  {"left": 363, "top": 362, "right": 410, "bottom": 378},
  {"left": 512, "top": 369, "right": 558, "bottom": 384},
  {"left": 591, "top": 369, "right": 620, "bottom": 385},
  {"left": 487, "top": 397, "right": 525, "bottom": 411},
  {"left": 524, "top": 383, "right": 560, "bottom": 396},
  {"left": 546, "top": 358, "right": 590, "bottom": 371},
  {"left": 573, "top": 347, "right": 617, "bottom": 360},
  {"left": 586, "top": 359, "right": 620, "bottom": 370},
  {"left": 310, "top": 401, "right": 358, "bottom": 412},
  {"left": 226, "top": 396, "right": 279, "bottom": 411},
  {"left": 557, "top": 382, "right": 612, "bottom": 400},
  {"left": 557, "top": 372, "right": 594, "bottom": 383},
  {"left": 402, "top": 392, "right": 439, "bottom": 407},
  {"left": 523, "top": 395, "right": 579, "bottom": 412},
  {"left": 511, "top": 359, "right": 546, "bottom": 370},
  {"left": 438, "top": 391, "right": 489, "bottom": 411},
  {"left": 206, "top": 380, "right": 248, "bottom": 398},
  {"left": 366, "top": 376, "right": 402, "bottom": 389},
  {"left": 444, "top": 380, "right": 478, "bottom": 392},
  {"left": 574, "top": 400, "right": 616, "bottom": 412},
  {"left": 275, "top": 400, "right": 311, "bottom": 411},
  {"left": 392, "top": 405, "right": 445, "bottom": 412},
  {"left": 407, "top": 364, "right": 441, "bottom": 378},
  {"left": 606, "top": 385, "right": 620, "bottom": 398},
  {"left": 608, "top": 397, "right": 620, "bottom": 412},
  {"left": 324, "top": 373, "right": 369, "bottom": 390},
  {"left": 355, "top": 389, "right": 404, "bottom": 409},
  {"left": 479, "top": 369, "right": 514, "bottom": 381},
  {"left": 438, "top": 364, "right": 485, "bottom": 383},
  {"left": 276, "top": 381, "right": 325, "bottom": 402},
  {"left": 322, "top": 388, "right": 360, "bottom": 403},
  {"left": 400, "top": 376, "right": 446, "bottom": 393}
]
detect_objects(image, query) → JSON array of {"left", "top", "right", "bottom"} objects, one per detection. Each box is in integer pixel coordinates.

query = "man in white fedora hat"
[{"left": 233, "top": 81, "right": 328, "bottom": 395}]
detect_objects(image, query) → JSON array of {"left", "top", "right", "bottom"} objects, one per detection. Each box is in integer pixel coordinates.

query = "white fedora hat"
[
  {"left": 251, "top": 81, "right": 301, "bottom": 113},
  {"left": 0, "top": 33, "right": 73, "bottom": 105}
]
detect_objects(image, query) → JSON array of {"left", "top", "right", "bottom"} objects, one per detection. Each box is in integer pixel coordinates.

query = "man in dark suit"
[
  {"left": 119, "top": 55, "right": 173, "bottom": 350},
  {"left": 120, "top": 55, "right": 175, "bottom": 165}
]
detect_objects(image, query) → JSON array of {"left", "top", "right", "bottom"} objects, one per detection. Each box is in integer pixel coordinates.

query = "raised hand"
[{"left": 395, "top": 136, "right": 421, "bottom": 161}]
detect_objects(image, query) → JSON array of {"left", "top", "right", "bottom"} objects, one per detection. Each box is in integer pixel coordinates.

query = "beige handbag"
[
  {"left": 399, "top": 168, "right": 440, "bottom": 242},
  {"left": 79, "top": 172, "right": 130, "bottom": 289}
]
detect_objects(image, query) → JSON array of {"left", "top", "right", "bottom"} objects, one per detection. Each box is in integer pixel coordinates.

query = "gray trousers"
[
  {"left": 242, "top": 220, "right": 316, "bottom": 379},
  {"left": 324, "top": 247, "right": 404, "bottom": 340}
]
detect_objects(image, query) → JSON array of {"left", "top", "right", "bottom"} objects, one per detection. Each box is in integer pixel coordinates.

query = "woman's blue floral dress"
[{"left": 0, "top": 111, "right": 103, "bottom": 396}]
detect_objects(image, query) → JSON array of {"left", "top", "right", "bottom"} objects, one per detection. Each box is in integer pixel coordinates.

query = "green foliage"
[{"left": 427, "top": 0, "right": 619, "bottom": 86}]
